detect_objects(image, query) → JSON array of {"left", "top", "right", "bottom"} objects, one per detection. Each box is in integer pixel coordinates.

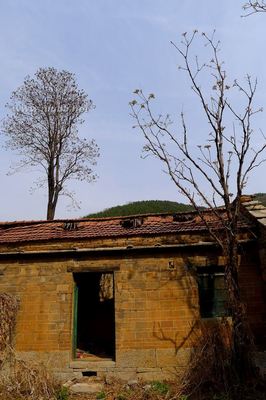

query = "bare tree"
[
  {"left": 2, "top": 67, "right": 99, "bottom": 220},
  {"left": 243, "top": 1, "right": 266, "bottom": 15},
  {"left": 130, "top": 31, "right": 266, "bottom": 379}
]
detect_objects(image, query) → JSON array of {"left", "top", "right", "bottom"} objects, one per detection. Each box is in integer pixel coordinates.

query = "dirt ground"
[
  {"left": 65, "top": 379, "right": 266, "bottom": 400},
  {"left": 66, "top": 379, "right": 179, "bottom": 400}
]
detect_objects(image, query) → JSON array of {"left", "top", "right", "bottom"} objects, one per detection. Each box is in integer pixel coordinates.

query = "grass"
[
  {"left": 151, "top": 381, "right": 170, "bottom": 395},
  {"left": 96, "top": 391, "right": 106, "bottom": 400},
  {"left": 56, "top": 386, "right": 69, "bottom": 400}
]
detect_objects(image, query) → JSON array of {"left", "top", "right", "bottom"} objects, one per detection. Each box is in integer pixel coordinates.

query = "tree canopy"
[{"left": 2, "top": 67, "right": 99, "bottom": 220}]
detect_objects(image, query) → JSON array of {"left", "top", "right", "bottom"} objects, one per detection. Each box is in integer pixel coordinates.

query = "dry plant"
[
  {"left": 173, "top": 319, "right": 233, "bottom": 398},
  {"left": 172, "top": 319, "right": 266, "bottom": 400},
  {"left": 0, "top": 347, "right": 59, "bottom": 400},
  {"left": 102, "top": 378, "right": 172, "bottom": 400},
  {"left": 0, "top": 293, "right": 59, "bottom": 400},
  {"left": 0, "top": 293, "right": 19, "bottom": 352}
]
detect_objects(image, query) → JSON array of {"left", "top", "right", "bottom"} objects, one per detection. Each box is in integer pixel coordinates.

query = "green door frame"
[{"left": 72, "top": 283, "right": 78, "bottom": 358}]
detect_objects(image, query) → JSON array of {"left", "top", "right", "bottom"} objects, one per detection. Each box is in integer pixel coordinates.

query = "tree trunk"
[
  {"left": 224, "top": 236, "right": 255, "bottom": 381},
  {"left": 47, "top": 185, "right": 60, "bottom": 220},
  {"left": 46, "top": 202, "right": 56, "bottom": 220},
  {"left": 47, "top": 164, "right": 56, "bottom": 220}
]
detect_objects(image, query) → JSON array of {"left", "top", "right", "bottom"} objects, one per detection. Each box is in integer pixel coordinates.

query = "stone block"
[
  {"left": 105, "top": 368, "right": 137, "bottom": 382},
  {"left": 57, "top": 284, "right": 70, "bottom": 293},
  {"left": 55, "top": 371, "right": 81, "bottom": 382},
  {"left": 70, "top": 382, "right": 104, "bottom": 393},
  {"left": 156, "top": 348, "right": 192, "bottom": 367},
  {"left": 116, "top": 349, "right": 156, "bottom": 368},
  {"left": 136, "top": 368, "right": 170, "bottom": 381},
  {"left": 16, "top": 350, "right": 70, "bottom": 369},
  {"left": 69, "top": 360, "right": 115, "bottom": 370}
]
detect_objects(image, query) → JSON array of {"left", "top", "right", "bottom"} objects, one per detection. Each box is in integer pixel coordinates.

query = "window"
[{"left": 197, "top": 267, "right": 229, "bottom": 318}]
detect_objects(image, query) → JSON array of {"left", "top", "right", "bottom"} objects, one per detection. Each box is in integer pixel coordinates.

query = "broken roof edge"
[
  {"left": 0, "top": 207, "right": 224, "bottom": 228},
  {"left": 0, "top": 197, "right": 258, "bottom": 246},
  {"left": 240, "top": 196, "right": 266, "bottom": 228},
  {"left": 0, "top": 195, "right": 262, "bottom": 238},
  {"left": 0, "top": 224, "right": 254, "bottom": 248},
  {"left": 1, "top": 194, "right": 261, "bottom": 227}
]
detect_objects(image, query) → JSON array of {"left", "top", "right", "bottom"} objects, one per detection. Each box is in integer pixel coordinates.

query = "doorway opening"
[{"left": 73, "top": 272, "right": 115, "bottom": 360}]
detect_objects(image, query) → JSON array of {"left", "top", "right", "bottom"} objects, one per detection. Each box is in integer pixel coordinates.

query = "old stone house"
[{"left": 0, "top": 197, "right": 265, "bottom": 381}]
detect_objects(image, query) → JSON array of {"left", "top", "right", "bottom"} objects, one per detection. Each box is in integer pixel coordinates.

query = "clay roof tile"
[{"left": 0, "top": 210, "right": 254, "bottom": 244}]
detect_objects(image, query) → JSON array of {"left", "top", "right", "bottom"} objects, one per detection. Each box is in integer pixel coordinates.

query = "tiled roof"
[
  {"left": 241, "top": 199, "right": 266, "bottom": 227},
  {"left": 0, "top": 209, "right": 254, "bottom": 244}
]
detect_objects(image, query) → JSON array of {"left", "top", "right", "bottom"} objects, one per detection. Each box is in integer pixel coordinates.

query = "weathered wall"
[
  {"left": 258, "top": 223, "right": 266, "bottom": 282},
  {"left": 240, "top": 200, "right": 266, "bottom": 350},
  {"left": 0, "top": 234, "right": 265, "bottom": 381},
  {"left": 238, "top": 243, "right": 266, "bottom": 348}
]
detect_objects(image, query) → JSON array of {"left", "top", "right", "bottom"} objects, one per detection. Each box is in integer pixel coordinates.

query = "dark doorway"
[{"left": 73, "top": 272, "right": 115, "bottom": 360}]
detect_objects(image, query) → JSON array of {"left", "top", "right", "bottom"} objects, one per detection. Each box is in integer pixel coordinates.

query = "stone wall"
[
  {"left": 259, "top": 223, "right": 266, "bottom": 282},
  {"left": 0, "top": 235, "right": 265, "bottom": 381},
  {"left": 238, "top": 243, "right": 266, "bottom": 347}
]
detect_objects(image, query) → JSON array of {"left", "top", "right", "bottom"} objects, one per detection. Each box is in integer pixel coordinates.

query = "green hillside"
[
  {"left": 85, "top": 200, "right": 194, "bottom": 218},
  {"left": 254, "top": 193, "right": 266, "bottom": 206},
  {"left": 85, "top": 194, "right": 266, "bottom": 218}
]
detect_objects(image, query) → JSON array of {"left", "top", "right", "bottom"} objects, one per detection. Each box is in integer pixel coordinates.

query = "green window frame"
[{"left": 197, "top": 267, "right": 229, "bottom": 318}]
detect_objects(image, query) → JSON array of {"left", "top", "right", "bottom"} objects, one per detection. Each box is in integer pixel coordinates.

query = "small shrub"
[
  {"left": 174, "top": 319, "right": 233, "bottom": 398},
  {"left": 96, "top": 391, "right": 106, "bottom": 400},
  {"left": 213, "top": 394, "right": 230, "bottom": 400},
  {"left": 116, "top": 394, "right": 127, "bottom": 400},
  {"left": 151, "top": 381, "right": 170, "bottom": 395},
  {"left": 56, "top": 386, "right": 69, "bottom": 400}
]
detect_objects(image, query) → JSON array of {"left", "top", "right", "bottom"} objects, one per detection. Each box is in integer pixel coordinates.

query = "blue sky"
[{"left": 0, "top": 1, "right": 265, "bottom": 220}]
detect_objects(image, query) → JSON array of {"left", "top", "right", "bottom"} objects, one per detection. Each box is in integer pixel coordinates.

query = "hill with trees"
[
  {"left": 254, "top": 192, "right": 266, "bottom": 206},
  {"left": 85, "top": 200, "right": 194, "bottom": 218},
  {"left": 85, "top": 194, "right": 266, "bottom": 218}
]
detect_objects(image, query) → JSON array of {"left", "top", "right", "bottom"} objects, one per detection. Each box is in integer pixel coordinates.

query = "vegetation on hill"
[
  {"left": 85, "top": 194, "right": 266, "bottom": 218},
  {"left": 85, "top": 200, "right": 194, "bottom": 218},
  {"left": 254, "top": 192, "right": 266, "bottom": 206}
]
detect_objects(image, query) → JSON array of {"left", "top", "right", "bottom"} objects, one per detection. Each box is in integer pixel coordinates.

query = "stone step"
[
  {"left": 70, "top": 359, "right": 115, "bottom": 371},
  {"left": 70, "top": 382, "right": 104, "bottom": 394}
]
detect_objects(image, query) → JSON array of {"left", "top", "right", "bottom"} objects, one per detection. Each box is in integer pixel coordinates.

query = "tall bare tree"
[
  {"left": 2, "top": 67, "right": 99, "bottom": 220},
  {"left": 130, "top": 31, "right": 266, "bottom": 378}
]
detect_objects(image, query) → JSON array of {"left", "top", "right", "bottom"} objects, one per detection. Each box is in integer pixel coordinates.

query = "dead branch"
[{"left": 243, "top": 1, "right": 266, "bottom": 16}]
